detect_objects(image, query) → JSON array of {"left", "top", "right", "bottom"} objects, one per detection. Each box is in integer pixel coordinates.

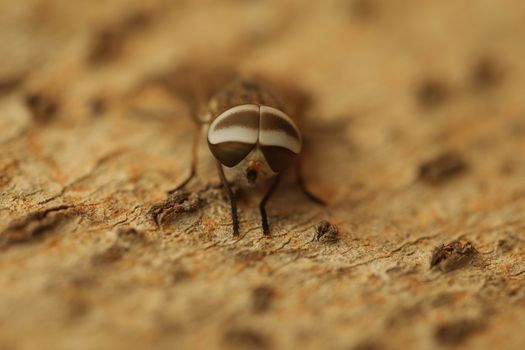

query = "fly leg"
[
  {"left": 167, "top": 125, "right": 201, "bottom": 194},
  {"left": 259, "top": 174, "right": 282, "bottom": 236},
  {"left": 217, "top": 162, "right": 240, "bottom": 236},
  {"left": 295, "top": 158, "right": 326, "bottom": 205}
]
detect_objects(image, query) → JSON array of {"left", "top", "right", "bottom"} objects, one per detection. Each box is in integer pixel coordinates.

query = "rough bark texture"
[{"left": 1, "top": 1, "right": 525, "bottom": 349}]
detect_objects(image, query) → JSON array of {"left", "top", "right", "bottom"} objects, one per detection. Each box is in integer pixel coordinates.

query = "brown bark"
[{"left": 1, "top": 1, "right": 525, "bottom": 349}]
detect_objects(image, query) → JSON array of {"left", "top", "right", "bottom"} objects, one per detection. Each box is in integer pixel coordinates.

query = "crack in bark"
[
  {"left": 512, "top": 269, "right": 525, "bottom": 277},
  {"left": 149, "top": 190, "right": 204, "bottom": 228},
  {"left": 0, "top": 205, "right": 76, "bottom": 248},
  {"left": 390, "top": 232, "right": 442, "bottom": 253},
  {"left": 38, "top": 149, "right": 125, "bottom": 205}
]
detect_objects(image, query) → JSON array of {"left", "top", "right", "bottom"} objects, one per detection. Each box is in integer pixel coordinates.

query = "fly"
[{"left": 166, "top": 67, "right": 324, "bottom": 236}]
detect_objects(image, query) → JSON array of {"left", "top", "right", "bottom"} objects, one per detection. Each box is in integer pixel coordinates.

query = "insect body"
[
  {"left": 205, "top": 79, "right": 322, "bottom": 236},
  {"left": 168, "top": 72, "right": 323, "bottom": 237}
]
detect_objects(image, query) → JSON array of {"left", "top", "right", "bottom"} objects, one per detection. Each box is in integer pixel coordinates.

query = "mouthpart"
[{"left": 246, "top": 168, "right": 258, "bottom": 184}]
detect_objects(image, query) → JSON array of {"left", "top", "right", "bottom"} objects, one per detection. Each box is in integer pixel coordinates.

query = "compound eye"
[
  {"left": 259, "top": 106, "right": 302, "bottom": 173},
  {"left": 208, "top": 105, "right": 259, "bottom": 167},
  {"left": 260, "top": 145, "right": 298, "bottom": 173}
]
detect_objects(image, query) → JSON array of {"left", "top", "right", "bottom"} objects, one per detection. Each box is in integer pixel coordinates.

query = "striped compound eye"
[
  {"left": 207, "top": 104, "right": 302, "bottom": 172},
  {"left": 259, "top": 106, "right": 302, "bottom": 173},
  {"left": 207, "top": 105, "right": 260, "bottom": 167}
]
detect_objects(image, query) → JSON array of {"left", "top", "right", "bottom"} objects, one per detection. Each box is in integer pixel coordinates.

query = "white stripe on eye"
[
  {"left": 208, "top": 104, "right": 259, "bottom": 132},
  {"left": 208, "top": 104, "right": 259, "bottom": 145},
  {"left": 208, "top": 126, "right": 259, "bottom": 144},
  {"left": 259, "top": 130, "right": 302, "bottom": 154}
]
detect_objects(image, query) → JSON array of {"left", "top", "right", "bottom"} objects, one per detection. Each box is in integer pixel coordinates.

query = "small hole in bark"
[
  {"left": 0, "top": 75, "right": 24, "bottom": 96},
  {"left": 496, "top": 234, "right": 519, "bottom": 253},
  {"left": 88, "top": 29, "right": 123, "bottom": 64},
  {"left": 416, "top": 79, "right": 450, "bottom": 109},
  {"left": 434, "top": 319, "right": 486, "bottom": 345},
  {"left": 171, "top": 268, "right": 191, "bottom": 283},
  {"left": 252, "top": 284, "right": 275, "bottom": 313},
  {"left": 91, "top": 244, "right": 127, "bottom": 265},
  {"left": 88, "top": 96, "right": 108, "bottom": 116},
  {"left": 235, "top": 250, "right": 267, "bottom": 263},
  {"left": 24, "top": 92, "right": 59, "bottom": 124},
  {"left": 314, "top": 220, "right": 339, "bottom": 243},
  {"left": 350, "top": 340, "right": 383, "bottom": 350},
  {"left": 430, "top": 240, "right": 478, "bottom": 272},
  {"left": 67, "top": 297, "right": 91, "bottom": 320},
  {"left": 122, "top": 11, "right": 153, "bottom": 31},
  {"left": 87, "top": 11, "right": 154, "bottom": 65},
  {"left": 348, "top": 0, "right": 379, "bottom": 20},
  {"left": 418, "top": 151, "right": 467, "bottom": 185},
  {"left": 470, "top": 56, "right": 504, "bottom": 91},
  {"left": 0, "top": 205, "right": 73, "bottom": 248},
  {"left": 148, "top": 190, "right": 204, "bottom": 227},
  {"left": 223, "top": 328, "right": 270, "bottom": 349},
  {"left": 117, "top": 227, "right": 146, "bottom": 244}
]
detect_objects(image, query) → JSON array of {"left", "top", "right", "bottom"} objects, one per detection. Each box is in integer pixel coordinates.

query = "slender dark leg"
[
  {"left": 217, "top": 163, "right": 239, "bottom": 236},
  {"left": 167, "top": 126, "right": 201, "bottom": 194},
  {"left": 259, "top": 174, "right": 282, "bottom": 236},
  {"left": 296, "top": 159, "right": 326, "bottom": 206}
]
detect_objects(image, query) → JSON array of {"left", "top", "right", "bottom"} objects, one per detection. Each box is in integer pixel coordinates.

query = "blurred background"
[{"left": 1, "top": 1, "right": 525, "bottom": 349}]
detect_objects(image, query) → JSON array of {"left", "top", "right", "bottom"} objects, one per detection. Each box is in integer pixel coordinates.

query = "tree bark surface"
[{"left": 1, "top": 1, "right": 525, "bottom": 349}]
